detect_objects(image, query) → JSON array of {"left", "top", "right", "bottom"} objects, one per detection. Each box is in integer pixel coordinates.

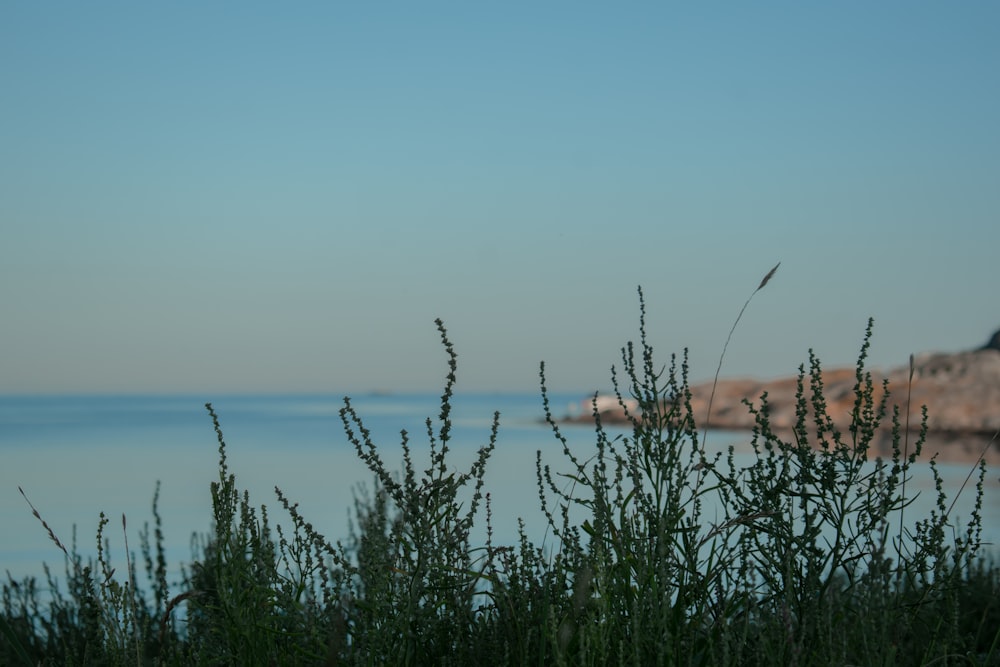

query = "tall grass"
[{"left": 3, "top": 272, "right": 998, "bottom": 665}]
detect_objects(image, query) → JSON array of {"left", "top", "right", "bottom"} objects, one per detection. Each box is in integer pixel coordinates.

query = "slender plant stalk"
[
  {"left": 6, "top": 278, "right": 999, "bottom": 666},
  {"left": 946, "top": 428, "right": 999, "bottom": 520},
  {"left": 122, "top": 514, "right": 143, "bottom": 666},
  {"left": 899, "top": 353, "right": 915, "bottom": 554},
  {"left": 702, "top": 262, "right": 780, "bottom": 449}
]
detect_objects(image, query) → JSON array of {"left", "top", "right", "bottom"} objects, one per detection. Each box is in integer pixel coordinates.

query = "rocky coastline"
[{"left": 563, "top": 329, "right": 1000, "bottom": 464}]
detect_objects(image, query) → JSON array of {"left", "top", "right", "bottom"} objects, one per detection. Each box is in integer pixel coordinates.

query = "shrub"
[{"left": 3, "top": 271, "right": 997, "bottom": 665}]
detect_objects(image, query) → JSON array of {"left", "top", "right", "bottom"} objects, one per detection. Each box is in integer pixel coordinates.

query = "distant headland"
[{"left": 564, "top": 328, "right": 1000, "bottom": 463}]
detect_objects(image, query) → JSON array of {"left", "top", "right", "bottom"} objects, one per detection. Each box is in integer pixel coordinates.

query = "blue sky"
[{"left": 2, "top": 3, "right": 998, "bottom": 395}]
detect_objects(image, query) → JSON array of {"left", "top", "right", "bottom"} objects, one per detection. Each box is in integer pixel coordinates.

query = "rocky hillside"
[
  {"left": 686, "top": 331, "right": 1000, "bottom": 436},
  {"left": 569, "top": 330, "right": 1000, "bottom": 453}
]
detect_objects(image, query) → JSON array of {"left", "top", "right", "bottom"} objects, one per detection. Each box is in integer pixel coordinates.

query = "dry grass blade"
[
  {"left": 158, "top": 590, "right": 204, "bottom": 650},
  {"left": 757, "top": 262, "right": 780, "bottom": 291},
  {"left": 899, "top": 353, "right": 915, "bottom": 554},
  {"left": 946, "top": 428, "right": 999, "bottom": 520},
  {"left": 703, "top": 262, "right": 780, "bottom": 449},
  {"left": 18, "top": 485, "right": 68, "bottom": 556},
  {"left": 122, "top": 513, "right": 144, "bottom": 664}
]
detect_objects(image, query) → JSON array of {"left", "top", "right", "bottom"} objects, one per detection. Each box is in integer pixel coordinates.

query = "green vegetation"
[{"left": 3, "top": 273, "right": 999, "bottom": 665}]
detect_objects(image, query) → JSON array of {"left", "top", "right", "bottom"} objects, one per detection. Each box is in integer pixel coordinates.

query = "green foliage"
[{"left": 3, "top": 276, "right": 998, "bottom": 665}]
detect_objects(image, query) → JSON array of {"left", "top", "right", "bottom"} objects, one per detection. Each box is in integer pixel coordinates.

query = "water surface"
[{"left": 2, "top": 393, "right": 996, "bottom": 590}]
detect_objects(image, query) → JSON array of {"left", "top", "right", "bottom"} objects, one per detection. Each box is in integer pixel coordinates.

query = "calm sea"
[{"left": 2, "top": 393, "right": 997, "bottom": 588}]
